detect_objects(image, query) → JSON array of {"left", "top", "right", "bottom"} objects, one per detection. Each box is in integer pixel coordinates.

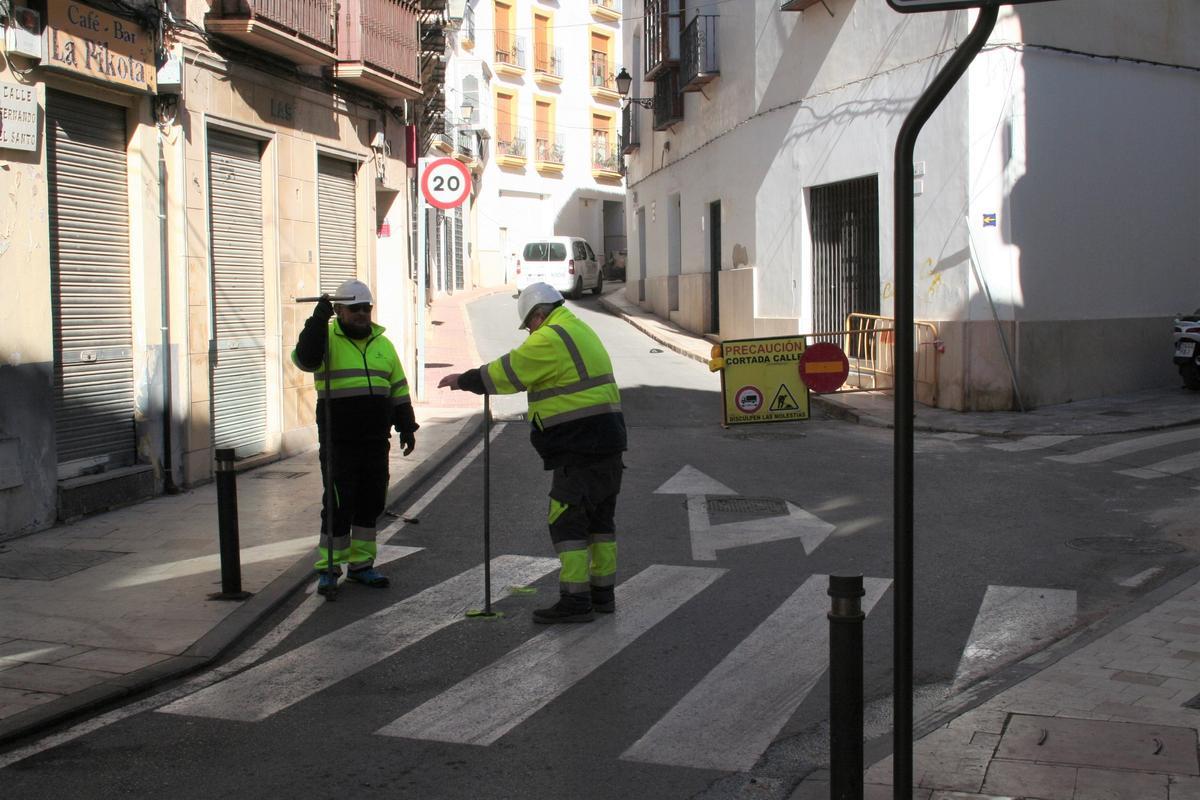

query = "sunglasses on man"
[{"left": 342, "top": 303, "right": 373, "bottom": 313}]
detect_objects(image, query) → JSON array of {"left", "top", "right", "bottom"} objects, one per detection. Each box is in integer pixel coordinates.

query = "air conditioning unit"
[{"left": 5, "top": 6, "right": 42, "bottom": 60}]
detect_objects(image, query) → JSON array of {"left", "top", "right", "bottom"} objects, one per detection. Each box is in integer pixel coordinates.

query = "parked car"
[
  {"left": 604, "top": 249, "right": 627, "bottom": 282},
  {"left": 515, "top": 236, "right": 603, "bottom": 298}
]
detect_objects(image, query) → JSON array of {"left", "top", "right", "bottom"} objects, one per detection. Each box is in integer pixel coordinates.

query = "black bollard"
[
  {"left": 210, "top": 448, "right": 251, "bottom": 601},
  {"left": 828, "top": 575, "right": 865, "bottom": 800}
]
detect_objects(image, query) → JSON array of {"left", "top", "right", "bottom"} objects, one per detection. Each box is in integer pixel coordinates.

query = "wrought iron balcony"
[
  {"left": 644, "top": 0, "right": 680, "bottom": 81},
  {"left": 534, "top": 43, "right": 563, "bottom": 80},
  {"left": 333, "top": 0, "right": 421, "bottom": 99},
  {"left": 455, "top": 128, "right": 475, "bottom": 161},
  {"left": 591, "top": 0, "right": 622, "bottom": 22},
  {"left": 206, "top": 0, "right": 337, "bottom": 64},
  {"left": 591, "top": 140, "right": 621, "bottom": 178},
  {"left": 496, "top": 127, "right": 528, "bottom": 165},
  {"left": 621, "top": 103, "right": 640, "bottom": 153},
  {"left": 681, "top": 14, "right": 718, "bottom": 92},
  {"left": 495, "top": 33, "right": 527, "bottom": 73},
  {"left": 535, "top": 134, "right": 565, "bottom": 167},
  {"left": 652, "top": 68, "right": 684, "bottom": 131}
]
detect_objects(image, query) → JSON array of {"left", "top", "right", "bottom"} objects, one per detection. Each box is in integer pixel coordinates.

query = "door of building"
[
  {"left": 810, "top": 175, "right": 880, "bottom": 341},
  {"left": 47, "top": 91, "right": 137, "bottom": 478},
  {"left": 317, "top": 156, "right": 358, "bottom": 294},
  {"left": 207, "top": 130, "right": 267, "bottom": 458}
]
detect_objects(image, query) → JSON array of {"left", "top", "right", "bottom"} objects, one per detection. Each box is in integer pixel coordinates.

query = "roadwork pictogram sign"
[{"left": 715, "top": 336, "right": 810, "bottom": 425}]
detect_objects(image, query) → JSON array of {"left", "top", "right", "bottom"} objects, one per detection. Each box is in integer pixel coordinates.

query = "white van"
[{"left": 515, "top": 236, "right": 603, "bottom": 298}]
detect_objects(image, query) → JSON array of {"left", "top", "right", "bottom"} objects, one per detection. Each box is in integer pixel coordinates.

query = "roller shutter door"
[
  {"left": 453, "top": 204, "right": 464, "bottom": 290},
  {"left": 207, "top": 130, "right": 267, "bottom": 458},
  {"left": 317, "top": 156, "right": 358, "bottom": 295},
  {"left": 47, "top": 91, "right": 136, "bottom": 476}
]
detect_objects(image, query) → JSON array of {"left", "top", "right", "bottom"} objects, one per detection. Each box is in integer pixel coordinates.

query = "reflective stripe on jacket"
[
  {"left": 481, "top": 306, "right": 620, "bottom": 430},
  {"left": 291, "top": 320, "right": 411, "bottom": 408}
]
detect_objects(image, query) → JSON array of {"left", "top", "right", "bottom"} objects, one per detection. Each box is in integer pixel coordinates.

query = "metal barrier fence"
[{"left": 841, "top": 313, "right": 941, "bottom": 407}]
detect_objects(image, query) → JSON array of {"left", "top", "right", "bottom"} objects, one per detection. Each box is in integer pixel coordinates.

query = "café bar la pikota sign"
[
  {"left": 45, "top": 0, "right": 156, "bottom": 94},
  {"left": 710, "top": 336, "right": 811, "bottom": 426}
]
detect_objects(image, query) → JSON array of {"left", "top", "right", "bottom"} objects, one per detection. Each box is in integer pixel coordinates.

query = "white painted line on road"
[
  {"left": 932, "top": 433, "right": 978, "bottom": 441},
  {"left": 376, "top": 564, "right": 726, "bottom": 745},
  {"left": 1118, "top": 567, "right": 1164, "bottom": 588},
  {"left": 1048, "top": 428, "right": 1200, "bottom": 465},
  {"left": 620, "top": 575, "right": 890, "bottom": 772},
  {"left": 952, "top": 585, "right": 1076, "bottom": 691},
  {"left": 988, "top": 435, "right": 1080, "bottom": 452},
  {"left": 686, "top": 495, "right": 835, "bottom": 561},
  {"left": 653, "top": 465, "right": 737, "bottom": 496},
  {"left": 1117, "top": 449, "right": 1200, "bottom": 480},
  {"left": 157, "top": 555, "right": 558, "bottom": 722}
]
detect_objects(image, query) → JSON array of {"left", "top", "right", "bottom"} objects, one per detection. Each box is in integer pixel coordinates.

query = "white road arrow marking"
[
  {"left": 655, "top": 466, "right": 834, "bottom": 561},
  {"left": 952, "top": 585, "right": 1077, "bottom": 691}
]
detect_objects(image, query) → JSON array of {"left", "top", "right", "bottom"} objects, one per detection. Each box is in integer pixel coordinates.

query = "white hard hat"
[
  {"left": 517, "top": 282, "right": 564, "bottom": 329},
  {"left": 334, "top": 279, "right": 373, "bottom": 305}
]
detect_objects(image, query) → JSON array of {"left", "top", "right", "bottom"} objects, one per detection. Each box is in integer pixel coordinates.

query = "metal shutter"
[
  {"left": 47, "top": 91, "right": 136, "bottom": 476},
  {"left": 453, "top": 204, "right": 464, "bottom": 290},
  {"left": 317, "top": 156, "right": 357, "bottom": 295},
  {"left": 207, "top": 130, "right": 267, "bottom": 458}
]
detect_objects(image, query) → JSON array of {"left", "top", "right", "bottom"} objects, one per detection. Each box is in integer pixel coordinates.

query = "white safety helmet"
[
  {"left": 517, "top": 282, "right": 564, "bottom": 329},
  {"left": 333, "top": 279, "right": 373, "bottom": 306}
]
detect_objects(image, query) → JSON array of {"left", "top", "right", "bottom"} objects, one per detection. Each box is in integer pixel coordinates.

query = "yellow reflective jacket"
[{"left": 481, "top": 305, "right": 625, "bottom": 466}]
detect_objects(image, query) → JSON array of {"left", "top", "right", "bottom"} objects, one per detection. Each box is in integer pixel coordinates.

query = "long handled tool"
[
  {"left": 467, "top": 392, "right": 500, "bottom": 618},
  {"left": 296, "top": 294, "right": 353, "bottom": 600}
]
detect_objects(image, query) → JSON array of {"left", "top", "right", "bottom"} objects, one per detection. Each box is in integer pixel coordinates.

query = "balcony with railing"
[
  {"left": 644, "top": 0, "right": 680, "bottom": 81},
  {"left": 460, "top": 2, "right": 475, "bottom": 50},
  {"left": 592, "top": 139, "right": 621, "bottom": 181},
  {"left": 455, "top": 127, "right": 476, "bottom": 164},
  {"left": 590, "top": 0, "right": 621, "bottom": 22},
  {"left": 494, "top": 33, "right": 527, "bottom": 77},
  {"left": 653, "top": 68, "right": 684, "bottom": 130},
  {"left": 533, "top": 43, "right": 563, "bottom": 84},
  {"left": 680, "top": 14, "right": 718, "bottom": 92},
  {"left": 621, "top": 103, "right": 640, "bottom": 153},
  {"left": 535, "top": 133, "right": 565, "bottom": 173},
  {"left": 206, "top": 0, "right": 337, "bottom": 64},
  {"left": 333, "top": 0, "right": 421, "bottom": 99},
  {"left": 496, "top": 126, "right": 528, "bottom": 168},
  {"left": 432, "top": 117, "right": 454, "bottom": 154},
  {"left": 591, "top": 53, "right": 619, "bottom": 103}
]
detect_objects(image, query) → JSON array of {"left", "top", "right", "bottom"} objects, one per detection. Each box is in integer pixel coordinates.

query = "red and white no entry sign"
[
  {"left": 797, "top": 342, "right": 849, "bottom": 394},
  {"left": 420, "top": 157, "right": 471, "bottom": 210}
]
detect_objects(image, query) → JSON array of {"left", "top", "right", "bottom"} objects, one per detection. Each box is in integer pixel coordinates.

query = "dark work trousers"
[
  {"left": 547, "top": 453, "right": 623, "bottom": 597},
  {"left": 315, "top": 435, "right": 390, "bottom": 571}
]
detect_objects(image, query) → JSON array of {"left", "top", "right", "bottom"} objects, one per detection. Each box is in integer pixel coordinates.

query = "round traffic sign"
[
  {"left": 734, "top": 385, "right": 763, "bottom": 414},
  {"left": 421, "top": 157, "right": 471, "bottom": 209},
  {"left": 797, "top": 342, "right": 849, "bottom": 393}
]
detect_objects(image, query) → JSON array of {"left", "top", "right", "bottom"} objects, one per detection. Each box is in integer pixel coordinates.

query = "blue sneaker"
[
  {"left": 346, "top": 567, "right": 389, "bottom": 588},
  {"left": 316, "top": 570, "right": 340, "bottom": 596}
]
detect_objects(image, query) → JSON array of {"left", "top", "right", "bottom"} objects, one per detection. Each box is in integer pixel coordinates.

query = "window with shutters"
[
  {"left": 495, "top": 89, "right": 525, "bottom": 166},
  {"left": 494, "top": 1, "right": 524, "bottom": 76},
  {"left": 534, "top": 97, "right": 563, "bottom": 173},
  {"left": 532, "top": 11, "right": 560, "bottom": 82},
  {"left": 592, "top": 111, "right": 619, "bottom": 178},
  {"left": 590, "top": 28, "right": 617, "bottom": 101},
  {"left": 317, "top": 156, "right": 358, "bottom": 295}
]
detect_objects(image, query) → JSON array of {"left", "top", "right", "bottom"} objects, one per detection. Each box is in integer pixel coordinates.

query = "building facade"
[
  {"left": 436, "top": 0, "right": 627, "bottom": 290},
  {"left": 622, "top": 0, "right": 1200, "bottom": 410},
  {"left": 0, "top": 0, "right": 431, "bottom": 537}
]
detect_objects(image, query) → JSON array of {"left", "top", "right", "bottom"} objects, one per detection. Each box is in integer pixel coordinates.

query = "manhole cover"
[
  {"left": 252, "top": 471, "right": 309, "bottom": 480},
  {"left": 1067, "top": 536, "right": 1185, "bottom": 555},
  {"left": 706, "top": 497, "right": 788, "bottom": 515},
  {"left": 995, "top": 714, "right": 1198, "bottom": 774}
]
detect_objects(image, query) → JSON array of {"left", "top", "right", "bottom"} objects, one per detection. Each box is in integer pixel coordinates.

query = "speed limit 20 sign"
[
  {"left": 420, "top": 157, "right": 472, "bottom": 210},
  {"left": 888, "top": 0, "right": 1058, "bottom": 10}
]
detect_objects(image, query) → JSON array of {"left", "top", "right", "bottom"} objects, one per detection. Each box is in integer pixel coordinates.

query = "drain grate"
[
  {"left": 1067, "top": 536, "right": 1185, "bottom": 555},
  {"left": 252, "top": 471, "right": 309, "bottom": 480},
  {"left": 706, "top": 497, "right": 788, "bottom": 515}
]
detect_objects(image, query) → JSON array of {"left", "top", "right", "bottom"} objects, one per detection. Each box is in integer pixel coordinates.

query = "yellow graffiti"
[{"left": 882, "top": 282, "right": 895, "bottom": 300}]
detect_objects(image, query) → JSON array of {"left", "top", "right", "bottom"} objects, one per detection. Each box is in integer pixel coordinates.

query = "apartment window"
[
  {"left": 495, "top": 90, "right": 526, "bottom": 159},
  {"left": 495, "top": 1, "right": 514, "bottom": 63},
  {"left": 590, "top": 31, "right": 613, "bottom": 90},
  {"left": 592, "top": 112, "right": 618, "bottom": 173},
  {"left": 533, "top": 12, "right": 552, "bottom": 73}
]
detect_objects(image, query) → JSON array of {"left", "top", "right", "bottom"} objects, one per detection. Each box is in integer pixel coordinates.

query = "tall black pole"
[
  {"left": 892, "top": 5, "right": 999, "bottom": 797},
  {"left": 483, "top": 391, "right": 493, "bottom": 614},
  {"left": 829, "top": 575, "right": 865, "bottom": 800}
]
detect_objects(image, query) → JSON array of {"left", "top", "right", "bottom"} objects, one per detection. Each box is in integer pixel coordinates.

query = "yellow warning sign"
[{"left": 717, "top": 336, "right": 810, "bottom": 425}]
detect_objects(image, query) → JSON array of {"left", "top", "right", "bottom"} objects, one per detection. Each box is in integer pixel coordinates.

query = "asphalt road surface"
[{"left": 4, "top": 290, "right": 1199, "bottom": 799}]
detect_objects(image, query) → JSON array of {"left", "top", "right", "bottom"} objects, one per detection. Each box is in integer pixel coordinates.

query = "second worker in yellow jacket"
[{"left": 439, "top": 282, "right": 626, "bottom": 623}]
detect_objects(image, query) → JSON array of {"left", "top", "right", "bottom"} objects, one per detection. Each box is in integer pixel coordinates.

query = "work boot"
[
  {"left": 316, "top": 569, "right": 340, "bottom": 596},
  {"left": 346, "top": 566, "right": 390, "bottom": 588},
  {"left": 591, "top": 587, "right": 615, "bottom": 614},
  {"left": 533, "top": 592, "right": 594, "bottom": 624}
]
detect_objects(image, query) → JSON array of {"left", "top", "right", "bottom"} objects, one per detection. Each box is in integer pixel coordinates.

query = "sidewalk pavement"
[
  {"left": 600, "top": 286, "right": 1200, "bottom": 800},
  {"left": 3, "top": 284, "right": 1200, "bottom": 799}
]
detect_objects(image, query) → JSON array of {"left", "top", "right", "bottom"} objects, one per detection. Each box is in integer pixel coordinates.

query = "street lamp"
[
  {"left": 615, "top": 68, "right": 654, "bottom": 109},
  {"left": 459, "top": 100, "right": 474, "bottom": 126}
]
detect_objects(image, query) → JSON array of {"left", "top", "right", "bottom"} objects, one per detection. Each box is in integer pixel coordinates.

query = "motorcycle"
[{"left": 1174, "top": 308, "right": 1200, "bottom": 390}]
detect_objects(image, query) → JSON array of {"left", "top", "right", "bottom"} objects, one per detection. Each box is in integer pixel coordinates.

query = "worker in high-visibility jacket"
[
  {"left": 292, "top": 279, "right": 419, "bottom": 597},
  {"left": 439, "top": 282, "right": 626, "bottom": 623}
]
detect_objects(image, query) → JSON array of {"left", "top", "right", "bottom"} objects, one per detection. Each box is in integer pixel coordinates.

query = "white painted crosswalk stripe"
[
  {"left": 1047, "top": 427, "right": 1200, "bottom": 464},
  {"left": 375, "top": 564, "right": 726, "bottom": 745},
  {"left": 988, "top": 435, "right": 1079, "bottom": 452},
  {"left": 620, "top": 575, "right": 890, "bottom": 772},
  {"left": 1116, "top": 449, "right": 1200, "bottom": 480},
  {"left": 156, "top": 555, "right": 559, "bottom": 722}
]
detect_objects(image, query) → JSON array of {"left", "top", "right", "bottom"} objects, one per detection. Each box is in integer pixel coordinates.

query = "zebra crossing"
[
  {"left": 153, "top": 556, "right": 1074, "bottom": 773},
  {"left": 932, "top": 425, "right": 1200, "bottom": 481}
]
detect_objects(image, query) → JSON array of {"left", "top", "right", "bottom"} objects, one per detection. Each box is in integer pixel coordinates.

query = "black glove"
[
  {"left": 313, "top": 294, "right": 334, "bottom": 323},
  {"left": 400, "top": 429, "right": 416, "bottom": 456}
]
